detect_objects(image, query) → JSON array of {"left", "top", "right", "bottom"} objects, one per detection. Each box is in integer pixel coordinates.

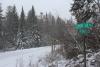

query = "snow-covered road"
[{"left": 0, "top": 46, "right": 51, "bottom": 67}]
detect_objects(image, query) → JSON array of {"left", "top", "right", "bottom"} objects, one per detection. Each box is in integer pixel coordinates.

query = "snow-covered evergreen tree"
[
  {"left": 5, "top": 5, "right": 19, "bottom": 48},
  {"left": 27, "top": 6, "right": 41, "bottom": 47},
  {"left": 17, "top": 7, "right": 26, "bottom": 49}
]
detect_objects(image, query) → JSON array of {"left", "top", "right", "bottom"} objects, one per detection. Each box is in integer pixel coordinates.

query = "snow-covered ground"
[
  {"left": 0, "top": 46, "right": 51, "bottom": 67},
  {"left": 0, "top": 45, "right": 100, "bottom": 67}
]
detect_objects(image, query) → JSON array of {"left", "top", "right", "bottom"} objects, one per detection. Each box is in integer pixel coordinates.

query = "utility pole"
[{"left": 83, "top": 36, "right": 86, "bottom": 67}]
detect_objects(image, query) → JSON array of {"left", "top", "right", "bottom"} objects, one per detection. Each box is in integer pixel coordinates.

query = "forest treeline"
[
  {"left": 0, "top": 4, "right": 74, "bottom": 51},
  {"left": 1, "top": 0, "right": 100, "bottom": 59}
]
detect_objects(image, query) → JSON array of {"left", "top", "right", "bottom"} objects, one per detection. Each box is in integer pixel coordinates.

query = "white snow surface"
[
  {"left": 0, "top": 45, "right": 100, "bottom": 67},
  {"left": 0, "top": 46, "right": 51, "bottom": 67}
]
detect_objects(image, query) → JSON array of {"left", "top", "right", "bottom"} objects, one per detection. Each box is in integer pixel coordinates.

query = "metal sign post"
[
  {"left": 75, "top": 22, "right": 95, "bottom": 67},
  {"left": 83, "top": 36, "right": 86, "bottom": 67}
]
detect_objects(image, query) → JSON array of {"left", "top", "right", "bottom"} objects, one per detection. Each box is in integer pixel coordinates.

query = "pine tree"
[
  {"left": 12, "top": 5, "right": 19, "bottom": 35},
  {"left": 44, "top": 13, "right": 49, "bottom": 34},
  {"left": 17, "top": 7, "right": 26, "bottom": 49},
  {"left": 27, "top": 6, "right": 41, "bottom": 47},
  {"left": 6, "top": 5, "right": 18, "bottom": 34},
  {"left": 56, "top": 17, "right": 65, "bottom": 39},
  {"left": 0, "top": 3, "right": 4, "bottom": 49},
  {"left": 20, "top": 7, "right": 25, "bottom": 33},
  {"left": 27, "top": 6, "right": 36, "bottom": 30},
  {"left": 71, "top": 0, "right": 100, "bottom": 50},
  {"left": 5, "top": 5, "right": 19, "bottom": 48},
  {"left": 70, "top": 0, "right": 97, "bottom": 22},
  {"left": 0, "top": 3, "right": 3, "bottom": 27},
  {"left": 0, "top": 3, "right": 3, "bottom": 36}
]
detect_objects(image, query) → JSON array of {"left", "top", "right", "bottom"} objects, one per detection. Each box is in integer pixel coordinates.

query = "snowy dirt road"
[{"left": 0, "top": 46, "right": 51, "bottom": 67}]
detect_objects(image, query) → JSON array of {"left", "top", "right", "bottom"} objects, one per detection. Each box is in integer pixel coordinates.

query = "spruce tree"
[
  {"left": 0, "top": 3, "right": 4, "bottom": 49},
  {"left": 0, "top": 3, "right": 3, "bottom": 36},
  {"left": 20, "top": 7, "right": 25, "bottom": 33},
  {"left": 71, "top": 0, "right": 100, "bottom": 50},
  {"left": 12, "top": 5, "right": 19, "bottom": 35},
  {"left": 27, "top": 6, "right": 41, "bottom": 47},
  {"left": 17, "top": 7, "right": 26, "bottom": 49},
  {"left": 5, "top": 5, "right": 19, "bottom": 48},
  {"left": 6, "top": 5, "right": 18, "bottom": 34},
  {"left": 70, "top": 0, "right": 97, "bottom": 22},
  {"left": 0, "top": 3, "right": 2, "bottom": 27},
  {"left": 27, "top": 6, "right": 36, "bottom": 30}
]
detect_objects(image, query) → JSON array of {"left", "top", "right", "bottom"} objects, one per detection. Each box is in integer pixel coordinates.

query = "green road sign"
[
  {"left": 78, "top": 29, "right": 91, "bottom": 35},
  {"left": 75, "top": 22, "right": 94, "bottom": 35},
  {"left": 75, "top": 22, "right": 94, "bottom": 30}
]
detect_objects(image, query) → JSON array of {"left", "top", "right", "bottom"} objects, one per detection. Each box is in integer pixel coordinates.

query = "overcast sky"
[{"left": 0, "top": 0, "right": 73, "bottom": 19}]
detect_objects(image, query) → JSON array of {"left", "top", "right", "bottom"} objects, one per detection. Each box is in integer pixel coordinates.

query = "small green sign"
[
  {"left": 78, "top": 29, "right": 91, "bottom": 35},
  {"left": 75, "top": 22, "right": 94, "bottom": 35},
  {"left": 75, "top": 22, "right": 94, "bottom": 30}
]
